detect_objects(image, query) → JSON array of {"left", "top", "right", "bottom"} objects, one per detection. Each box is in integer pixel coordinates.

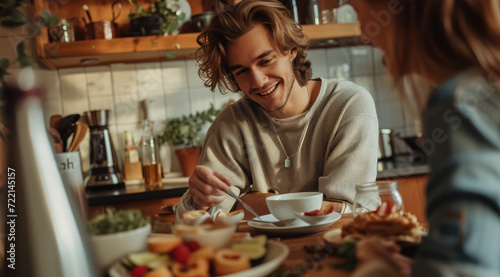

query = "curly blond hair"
[{"left": 195, "top": 0, "right": 311, "bottom": 94}]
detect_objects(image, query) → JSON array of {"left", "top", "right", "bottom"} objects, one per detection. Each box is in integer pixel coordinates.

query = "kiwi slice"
[
  {"left": 232, "top": 243, "right": 267, "bottom": 266},
  {"left": 120, "top": 257, "right": 135, "bottom": 270},
  {"left": 146, "top": 255, "right": 171, "bottom": 270},
  {"left": 128, "top": 252, "right": 161, "bottom": 266},
  {"left": 250, "top": 235, "right": 268, "bottom": 247}
]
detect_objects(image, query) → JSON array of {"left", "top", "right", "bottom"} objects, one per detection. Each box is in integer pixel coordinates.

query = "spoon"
[{"left": 225, "top": 189, "right": 261, "bottom": 219}]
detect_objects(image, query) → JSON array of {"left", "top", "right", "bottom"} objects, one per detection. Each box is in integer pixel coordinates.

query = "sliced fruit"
[
  {"left": 188, "top": 246, "right": 215, "bottom": 263},
  {"left": 144, "top": 266, "right": 172, "bottom": 277},
  {"left": 120, "top": 256, "right": 135, "bottom": 270},
  {"left": 147, "top": 234, "right": 183, "bottom": 254},
  {"left": 129, "top": 252, "right": 162, "bottom": 266},
  {"left": 146, "top": 255, "right": 171, "bottom": 270},
  {"left": 305, "top": 209, "right": 322, "bottom": 216},
  {"left": 130, "top": 265, "right": 149, "bottom": 277},
  {"left": 232, "top": 242, "right": 267, "bottom": 266},
  {"left": 171, "top": 258, "right": 210, "bottom": 277},
  {"left": 171, "top": 244, "right": 191, "bottom": 264},
  {"left": 213, "top": 248, "right": 251, "bottom": 276},
  {"left": 249, "top": 235, "right": 268, "bottom": 247}
]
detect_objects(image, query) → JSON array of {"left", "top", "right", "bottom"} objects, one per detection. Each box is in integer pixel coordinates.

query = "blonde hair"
[
  {"left": 384, "top": 0, "right": 500, "bottom": 113},
  {"left": 195, "top": 0, "right": 312, "bottom": 94}
]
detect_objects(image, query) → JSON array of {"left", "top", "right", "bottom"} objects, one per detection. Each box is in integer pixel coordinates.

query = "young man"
[{"left": 175, "top": 0, "right": 378, "bottom": 222}]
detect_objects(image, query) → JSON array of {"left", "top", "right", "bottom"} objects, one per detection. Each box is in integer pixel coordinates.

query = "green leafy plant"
[
  {"left": 0, "top": 0, "right": 58, "bottom": 96},
  {"left": 88, "top": 207, "right": 150, "bottom": 235},
  {"left": 127, "top": 0, "right": 185, "bottom": 36},
  {"left": 157, "top": 103, "right": 220, "bottom": 148}
]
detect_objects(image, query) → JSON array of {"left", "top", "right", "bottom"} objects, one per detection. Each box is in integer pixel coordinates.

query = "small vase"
[{"left": 175, "top": 147, "right": 201, "bottom": 177}]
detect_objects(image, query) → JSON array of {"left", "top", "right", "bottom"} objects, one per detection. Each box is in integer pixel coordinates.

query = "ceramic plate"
[
  {"left": 108, "top": 240, "right": 289, "bottom": 277},
  {"left": 248, "top": 214, "right": 341, "bottom": 236},
  {"left": 322, "top": 228, "right": 344, "bottom": 244},
  {"left": 323, "top": 228, "right": 422, "bottom": 258}
]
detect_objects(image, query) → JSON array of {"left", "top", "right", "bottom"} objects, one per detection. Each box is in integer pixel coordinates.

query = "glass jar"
[
  {"left": 140, "top": 120, "right": 162, "bottom": 190},
  {"left": 352, "top": 181, "right": 404, "bottom": 217}
]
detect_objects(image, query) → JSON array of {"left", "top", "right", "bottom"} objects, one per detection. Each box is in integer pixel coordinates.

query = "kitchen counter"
[
  {"left": 87, "top": 155, "right": 429, "bottom": 206},
  {"left": 376, "top": 153, "right": 429, "bottom": 179},
  {"left": 86, "top": 174, "right": 189, "bottom": 206}
]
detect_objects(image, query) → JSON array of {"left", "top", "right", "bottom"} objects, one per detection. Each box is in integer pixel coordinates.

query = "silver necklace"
[{"left": 269, "top": 84, "right": 311, "bottom": 168}]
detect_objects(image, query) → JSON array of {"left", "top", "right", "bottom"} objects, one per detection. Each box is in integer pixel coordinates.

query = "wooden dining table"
[{"left": 237, "top": 213, "right": 356, "bottom": 277}]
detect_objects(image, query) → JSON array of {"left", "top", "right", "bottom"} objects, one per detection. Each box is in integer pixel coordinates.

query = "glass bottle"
[
  {"left": 308, "top": 0, "right": 320, "bottom": 25},
  {"left": 352, "top": 181, "right": 404, "bottom": 217},
  {"left": 140, "top": 120, "right": 162, "bottom": 190},
  {"left": 123, "top": 130, "right": 143, "bottom": 180}
]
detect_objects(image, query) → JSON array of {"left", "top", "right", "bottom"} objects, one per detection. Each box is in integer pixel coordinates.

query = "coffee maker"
[{"left": 85, "top": 109, "right": 124, "bottom": 189}]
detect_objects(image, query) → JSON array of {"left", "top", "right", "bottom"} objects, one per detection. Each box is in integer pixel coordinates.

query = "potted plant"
[
  {"left": 127, "top": 0, "right": 186, "bottom": 36},
  {"left": 158, "top": 104, "right": 220, "bottom": 177},
  {"left": 87, "top": 207, "right": 151, "bottom": 275}
]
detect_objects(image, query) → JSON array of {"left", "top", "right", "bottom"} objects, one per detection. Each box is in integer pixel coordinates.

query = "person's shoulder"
[
  {"left": 322, "top": 78, "right": 373, "bottom": 99},
  {"left": 321, "top": 77, "right": 374, "bottom": 106}
]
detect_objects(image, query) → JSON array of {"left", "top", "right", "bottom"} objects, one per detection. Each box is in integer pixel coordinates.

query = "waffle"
[{"left": 341, "top": 211, "right": 423, "bottom": 243}]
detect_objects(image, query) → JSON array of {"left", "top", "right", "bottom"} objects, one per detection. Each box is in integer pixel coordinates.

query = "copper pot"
[{"left": 85, "top": 20, "right": 118, "bottom": 40}]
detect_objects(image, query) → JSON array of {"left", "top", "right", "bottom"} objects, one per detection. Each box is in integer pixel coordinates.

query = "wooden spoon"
[
  {"left": 50, "top": 114, "right": 62, "bottom": 129},
  {"left": 49, "top": 127, "right": 63, "bottom": 153},
  {"left": 67, "top": 122, "right": 88, "bottom": 152}
]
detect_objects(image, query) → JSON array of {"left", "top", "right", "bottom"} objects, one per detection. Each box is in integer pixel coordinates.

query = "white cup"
[{"left": 266, "top": 192, "right": 323, "bottom": 221}]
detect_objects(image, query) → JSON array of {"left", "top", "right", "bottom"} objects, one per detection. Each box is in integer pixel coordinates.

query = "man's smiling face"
[{"left": 227, "top": 24, "right": 298, "bottom": 116}]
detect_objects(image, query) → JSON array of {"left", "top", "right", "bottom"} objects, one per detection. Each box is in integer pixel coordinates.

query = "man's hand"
[
  {"left": 188, "top": 165, "right": 231, "bottom": 209},
  {"left": 352, "top": 237, "right": 413, "bottom": 277}
]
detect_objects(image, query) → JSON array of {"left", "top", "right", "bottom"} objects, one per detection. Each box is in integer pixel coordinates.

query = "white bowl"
[
  {"left": 90, "top": 223, "right": 151, "bottom": 275},
  {"left": 266, "top": 192, "right": 323, "bottom": 221},
  {"left": 175, "top": 223, "right": 237, "bottom": 250},
  {"left": 213, "top": 209, "right": 244, "bottom": 225}
]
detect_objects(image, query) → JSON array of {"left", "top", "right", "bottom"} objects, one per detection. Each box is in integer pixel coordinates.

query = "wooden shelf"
[{"left": 37, "top": 22, "right": 360, "bottom": 69}]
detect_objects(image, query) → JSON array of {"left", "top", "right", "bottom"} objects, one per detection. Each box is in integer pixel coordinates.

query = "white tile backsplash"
[
  {"left": 137, "top": 62, "right": 163, "bottom": 97},
  {"left": 40, "top": 45, "right": 414, "bottom": 174},
  {"left": 161, "top": 60, "right": 188, "bottom": 91},
  {"left": 111, "top": 64, "right": 138, "bottom": 95},
  {"left": 89, "top": 95, "right": 114, "bottom": 115},
  {"left": 351, "top": 46, "right": 374, "bottom": 76},
  {"left": 39, "top": 70, "right": 61, "bottom": 99},
  {"left": 189, "top": 87, "right": 214, "bottom": 113},
  {"left": 165, "top": 90, "right": 191, "bottom": 117},
  {"left": 186, "top": 59, "right": 205, "bottom": 89},
  {"left": 59, "top": 68, "right": 89, "bottom": 115},
  {"left": 86, "top": 66, "right": 113, "bottom": 96},
  {"left": 114, "top": 93, "right": 140, "bottom": 124},
  {"left": 308, "top": 49, "right": 328, "bottom": 79}
]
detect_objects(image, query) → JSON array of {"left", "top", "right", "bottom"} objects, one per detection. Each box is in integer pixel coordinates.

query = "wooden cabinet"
[
  {"left": 33, "top": 0, "right": 360, "bottom": 69},
  {"left": 379, "top": 174, "right": 429, "bottom": 223}
]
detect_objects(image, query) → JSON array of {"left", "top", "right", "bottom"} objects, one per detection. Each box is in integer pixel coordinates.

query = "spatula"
[{"left": 67, "top": 122, "right": 88, "bottom": 152}]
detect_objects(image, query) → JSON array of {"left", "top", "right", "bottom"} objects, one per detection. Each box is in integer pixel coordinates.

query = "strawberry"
[
  {"left": 323, "top": 206, "right": 334, "bottom": 215},
  {"left": 375, "top": 201, "right": 395, "bottom": 216},
  {"left": 305, "top": 209, "right": 322, "bottom": 216},
  {"left": 186, "top": 240, "right": 201, "bottom": 251},
  {"left": 172, "top": 244, "right": 191, "bottom": 264},
  {"left": 129, "top": 265, "right": 149, "bottom": 277}
]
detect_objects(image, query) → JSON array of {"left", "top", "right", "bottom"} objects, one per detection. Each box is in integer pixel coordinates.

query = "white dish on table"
[
  {"left": 248, "top": 214, "right": 341, "bottom": 236},
  {"left": 108, "top": 240, "right": 289, "bottom": 277}
]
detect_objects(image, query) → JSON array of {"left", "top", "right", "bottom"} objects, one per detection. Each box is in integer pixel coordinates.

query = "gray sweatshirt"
[{"left": 175, "top": 78, "right": 379, "bottom": 222}]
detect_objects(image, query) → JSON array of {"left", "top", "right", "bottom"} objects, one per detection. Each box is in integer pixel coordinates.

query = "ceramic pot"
[{"left": 175, "top": 147, "right": 201, "bottom": 177}]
